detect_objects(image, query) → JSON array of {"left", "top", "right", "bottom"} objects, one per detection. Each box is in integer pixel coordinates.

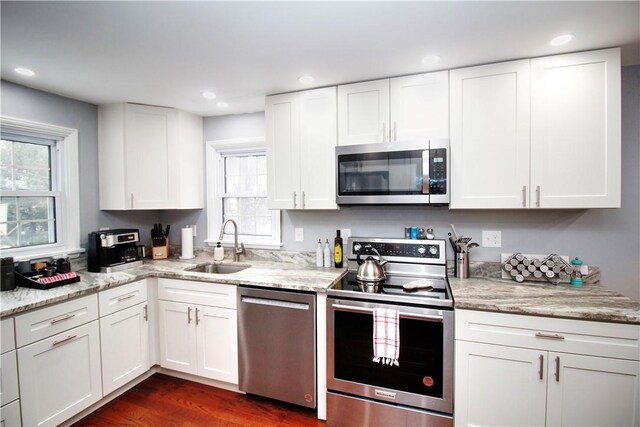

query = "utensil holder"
[
  {"left": 455, "top": 252, "right": 469, "bottom": 279},
  {"left": 152, "top": 238, "right": 169, "bottom": 260}
]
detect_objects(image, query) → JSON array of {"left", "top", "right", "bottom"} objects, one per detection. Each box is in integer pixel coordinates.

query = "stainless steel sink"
[{"left": 187, "top": 263, "right": 250, "bottom": 274}]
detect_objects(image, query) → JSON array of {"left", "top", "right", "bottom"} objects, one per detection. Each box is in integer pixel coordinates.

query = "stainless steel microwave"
[{"left": 336, "top": 139, "right": 449, "bottom": 205}]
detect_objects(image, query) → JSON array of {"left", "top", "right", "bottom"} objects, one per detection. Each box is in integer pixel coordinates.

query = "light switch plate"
[
  {"left": 482, "top": 230, "right": 502, "bottom": 247},
  {"left": 295, "top": 228, "right": 304, "bottom": 242},
  {"left": 191, "top": 225, "right": 197, "bottom": 237},
  {"left": 341, "top": 229, "right": 352, "bottom": 241}
]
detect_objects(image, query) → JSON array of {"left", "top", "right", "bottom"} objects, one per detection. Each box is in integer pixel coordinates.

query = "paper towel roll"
[{"left": 181, "top": 226, "right": 194, "bottom": 259}]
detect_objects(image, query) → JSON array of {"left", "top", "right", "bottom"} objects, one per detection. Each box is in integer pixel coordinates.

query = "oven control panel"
[{"left": 351, "top": 241, "right": 441, "bottom": 259}]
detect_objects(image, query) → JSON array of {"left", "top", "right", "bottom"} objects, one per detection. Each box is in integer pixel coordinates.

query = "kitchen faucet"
[{"left": 219, "top": 219, "right": 246, "bottom": 262}]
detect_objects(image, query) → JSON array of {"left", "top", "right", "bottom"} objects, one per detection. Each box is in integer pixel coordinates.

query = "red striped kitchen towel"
[
  {"left": 38, "top": 272, "right": 77, "bottom": 284},
  {"left": 372, "top": 307, "right": 400, "bottom": 366}
]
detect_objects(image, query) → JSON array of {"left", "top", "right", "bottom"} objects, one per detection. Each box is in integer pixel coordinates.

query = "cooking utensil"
[
  {"left": 466, "top": 242, "right": 479, "bottom": 251},
  {"left": 356, "top": 245, "right": 387, "bottom": 282}
]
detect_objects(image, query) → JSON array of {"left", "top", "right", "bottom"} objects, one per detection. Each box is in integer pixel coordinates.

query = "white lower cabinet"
[
  {"left": 158, "top": 279, "right": 238, "bottom": 384},
  {"left": 0, "top": 399, "right": 21, "bottom": 427},
  {"left": 100, "top": 302, "right": 150, "bottom": 395},
  {"left": 455, "top": 310, "right": 640, "bottom": 427},
  {"left": 18, "top": 321, "right": 102, "bottom": 427}
]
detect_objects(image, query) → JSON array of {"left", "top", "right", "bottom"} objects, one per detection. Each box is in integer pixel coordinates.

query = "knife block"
[{"left": 152, "top": 238, "right": 169, "bottom": 260}]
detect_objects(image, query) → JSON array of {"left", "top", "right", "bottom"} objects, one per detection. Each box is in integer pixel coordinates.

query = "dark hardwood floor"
[{"left": 73, "top": 374, "right": 326, "bottom": 427}]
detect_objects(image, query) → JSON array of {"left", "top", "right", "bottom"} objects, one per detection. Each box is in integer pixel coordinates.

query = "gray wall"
[
  {"left": 0, "top": 80, "right": 163, "bottom": 245},
  {"left": 201, "top": 66, "right": 640, "bottom": 300}
]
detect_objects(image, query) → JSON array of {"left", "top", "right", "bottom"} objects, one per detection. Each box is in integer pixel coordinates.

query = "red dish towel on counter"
[{"left": 372, "top": 307, "right": 400, "bottom": 366}]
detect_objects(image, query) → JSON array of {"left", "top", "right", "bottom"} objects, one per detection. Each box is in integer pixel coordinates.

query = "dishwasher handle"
[{"left": 241, "top": 296, "right": 310, "bottom": 311}]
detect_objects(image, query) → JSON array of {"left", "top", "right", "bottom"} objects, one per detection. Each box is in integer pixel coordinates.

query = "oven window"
[
  {"left": 338, "top": 150, "right": 424, "bottom": 195},
  {"left": 333, "top": 310, "right": 444, "bottom": 398}
]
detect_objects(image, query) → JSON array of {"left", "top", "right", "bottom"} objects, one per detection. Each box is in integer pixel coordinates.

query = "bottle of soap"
[
  {"left": 214, "top": 242, "right": 224, "bottom": 261},
  {"left": 324, "top": 239, "right": 331, "bottom": 267},
  {"left": 316, "top": 239, "right": 323, "bottom": 267},
  {"left": 334, "top": 230, "right": 343, "bottom": 268}
]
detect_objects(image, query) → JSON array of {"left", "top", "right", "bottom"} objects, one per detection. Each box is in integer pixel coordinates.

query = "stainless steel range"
[{"left": 326, "top": 237, "right": 454, "bottom": 427}]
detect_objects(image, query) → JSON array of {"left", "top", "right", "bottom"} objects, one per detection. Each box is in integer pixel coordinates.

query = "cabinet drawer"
[
  {"left": 456, "top": 309, "right": 640, "bottom": 361},
  {"left": 158, "top": 278, "right": 236, "bottom": 309},
  {"left": 99, "top": 279, "right": 148, "bottom": 316},
  {"left": 0, "top": 318, "right": 14, "bottom": 354},
  {"left": 0, "top": 351, "right": 19, "bottom": 406},
  {"left": 0, "top": 399, "right": 21, "bottom": 427},
  {"left": 15, "top": 294, "right": 99, "bottom": 347}
]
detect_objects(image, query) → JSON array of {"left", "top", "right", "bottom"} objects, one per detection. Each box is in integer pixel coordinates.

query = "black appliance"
[
  {"left": 327, "top": 237, "right": 454, "bottom": 427},
  {"left": 335, "top": 139, "right": 449, "bottom": 205},
  {"left": 87, "top": 229, "right": 142, "bottom": 273},
  {"left": 1, "top": 257, "right": 16, "bottom": 291}
]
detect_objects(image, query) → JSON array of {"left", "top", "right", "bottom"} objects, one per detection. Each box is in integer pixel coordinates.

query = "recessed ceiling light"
[
  {"left": 202, "top": 91, "right": 217, "bottom": 100},
  {"left": 550, "top": 34, "right": 575, "bottom": 46},
  {"left": 298, "top": 75, "right": 315, "bottom": 85},
  {"left": 216, "top": 102, "right": 229, "bottom": 108},
  {"left": 421, "top": 55, "right": 440, "bottom": 66},
  {"left": 14, "top": 67, "right": 35, "bottom": 76}
]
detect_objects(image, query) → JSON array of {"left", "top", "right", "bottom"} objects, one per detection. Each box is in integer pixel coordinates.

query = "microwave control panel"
[{"left": 429, "top": 148, "right": 447, "bottom": 195}]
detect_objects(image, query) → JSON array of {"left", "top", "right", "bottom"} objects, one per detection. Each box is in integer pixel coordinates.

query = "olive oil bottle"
[{"left": 334, "top": 230, "right": 343, "bottom": 268}]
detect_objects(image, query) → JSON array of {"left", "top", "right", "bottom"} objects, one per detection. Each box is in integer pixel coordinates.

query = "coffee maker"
[{"left": 87, "top": 229, "right": 142, "bottom": 273}]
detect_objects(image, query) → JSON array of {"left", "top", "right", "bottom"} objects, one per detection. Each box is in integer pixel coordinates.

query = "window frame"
[
  {"left": 205, "top": 137, "right": 281, "bottom": 250},
  {"left": 0, "top": 116, "right": 82, "bottom": 260}
]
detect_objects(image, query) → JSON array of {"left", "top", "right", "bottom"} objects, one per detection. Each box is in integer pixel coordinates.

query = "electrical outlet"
[
  {"left": 482, "top": 230, "right": 502, "bottom": 247},
  {"left": 295, "top": 228, "right": 304, "bottom": 242},
  {"left": 341, "top": 228, "right": 352, "bottom": 241},
  {"left": 191, "top": 225, "right": 197, "bottom": 237}
]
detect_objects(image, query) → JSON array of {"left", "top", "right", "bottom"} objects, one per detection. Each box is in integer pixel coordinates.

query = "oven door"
[{"left": 327, "top": 297, "right": 453, "bottom": 414}]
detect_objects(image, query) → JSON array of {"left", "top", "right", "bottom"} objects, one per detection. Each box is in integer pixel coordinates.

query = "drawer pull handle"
[
  {"left": 187, "top": 306, "right": 192, "bottom": 324},
  {"left": 555, "top": 356, "right": 560, "bottom": 382},
  {"left": 50, "top": 313, "right": 75, "bottom": 324},
  {"left": 195, "top": 307, "right": 200, "bottom": 325},
  {"left": 535, "top": 332, "right": 565, "bottom": 340},
  {"left": 538, "top": 354, "right": 544, "bottom": 380},
  {"left": 117, "top": 293, "right": 136, "bottom": 302},
  {"left": 53, "top": 334, "right": 77, "bottom": 347}
]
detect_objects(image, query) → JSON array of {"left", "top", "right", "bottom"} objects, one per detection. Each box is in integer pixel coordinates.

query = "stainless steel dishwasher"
[{"left": 237, "top": 286, "right": 316, "bottom": 408}]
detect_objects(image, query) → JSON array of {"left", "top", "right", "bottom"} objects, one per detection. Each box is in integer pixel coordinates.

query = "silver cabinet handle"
[
  {"left": 302, "top": 191, "right": 306, "bottom": 208},
  {"left": 535, "top": 332, "right": 565, "bottom": 340},
  {"left": 293, "top": 191, "right": 297, "bottom": 208},
  {"left": 538, "top": 354, "right": 544, "bottom": 380},
  {"left": 117, "top": 293, "right": 136, "bottom": 302},
  {"left": 50, "top": 313, "right": 75, "bottom": 324},
  {"left": 332, "top": 303, "right": 442, "bottom": 323},
  {"left": 187, "top": 306, "right": 192, "bottom": 324},
  {"left": 53, "top": 334, "right": 77, "bottom": 347},
  {"left": 130, "top": 193, "right": 134, "bottom": 209},
  {"left": 195, "top": 307, "right": 200, "bottom": 325},
  {"left": 555, "top": 356, "right": 560, "bottom": 382},
  {"left": 536, "top": 185, "right": 541, "bottom": 207},
  {"left": 143, "top": 304, "right": 148, "bottom": 321},
  {"left": 522, "top": 186, "right": 527, "bottom": 207},
  {"left": 382, "top": 122, "right": 387, "bottom": 142},
  {"left": 393, "top": 121, "right": 397, "bottom": 141}
]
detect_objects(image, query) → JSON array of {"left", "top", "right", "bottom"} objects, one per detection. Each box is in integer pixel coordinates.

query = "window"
[
  {"left": 0, "top": 117, "right": 81, "bottom": 260},
  {"left": 206, "top": 137, "right": 281, "bottom": 249}
]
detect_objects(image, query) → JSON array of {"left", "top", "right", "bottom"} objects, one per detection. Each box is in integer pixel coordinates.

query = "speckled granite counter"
[
  {"left": 450, "top": 276, "right": 640, "bottom": 324},
  {"left": 0, "top": 254, "right": 346, "bottom": 318}
]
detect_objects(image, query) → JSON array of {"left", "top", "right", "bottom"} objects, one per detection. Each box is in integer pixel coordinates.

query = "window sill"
[
  {"left": 205, "top": 239, "right": 283, "bottom": 251},
  {"left": 3, "top": 247, "right": 86, "bottom": 262}
]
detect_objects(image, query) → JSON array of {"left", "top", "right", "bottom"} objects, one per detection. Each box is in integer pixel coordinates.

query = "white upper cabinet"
[
  {"left": 266, "top": 87, "right": 338, "bottom": 210},
  {"left": 530, "top": 48, "right": 621, "bottom": 208},
  {"left": 338, "top": 79, "right": 390, "bottom": 145},
  {"left": 450, "top": 60, "right": 531, "bottom": 209},
  {"left": 390, "top": 71, "right": 449, "bottom": 141},
  {"left": 99, "top": 103, "right": 204, "bottom": 210}
]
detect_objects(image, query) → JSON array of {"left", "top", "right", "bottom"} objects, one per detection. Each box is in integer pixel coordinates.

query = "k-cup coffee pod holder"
[{"left": 501, "top": 253, "right": 572, "bottom": 285}]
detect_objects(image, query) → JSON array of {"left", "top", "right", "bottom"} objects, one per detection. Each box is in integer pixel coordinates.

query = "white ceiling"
[{"left": 2, "top": 1, "right": 639, "bottom": 117}]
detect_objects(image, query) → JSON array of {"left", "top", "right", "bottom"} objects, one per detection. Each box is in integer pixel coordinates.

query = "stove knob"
[
  {"left": 417, "top": 246, "right": 426, "bottom": 254},
  {"left": 429, "top": 246, "right": 438, "bottom": 255},
  {"left": 353, "top": 243, "right": 362, "bottom": 253}
]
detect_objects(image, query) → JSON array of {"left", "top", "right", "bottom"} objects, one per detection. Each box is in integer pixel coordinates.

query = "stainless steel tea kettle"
[{"left": 356, "top": 245, "right": 388, "bottom": 282}]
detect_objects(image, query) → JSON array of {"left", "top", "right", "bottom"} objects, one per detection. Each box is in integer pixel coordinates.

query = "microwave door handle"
[{"left": 422, "top": 149, "right": 430, "bottom": 194}]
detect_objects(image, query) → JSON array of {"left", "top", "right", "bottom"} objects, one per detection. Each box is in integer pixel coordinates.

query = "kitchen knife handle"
[
  {"left": 538, "top": 354, "right": 544, "bottom": 380},
  {"left": 522, "top": 186, "right": 527, "bottom": 207},
  {"left": 187, "top": 306, "right": 192, "bottom": 324}
]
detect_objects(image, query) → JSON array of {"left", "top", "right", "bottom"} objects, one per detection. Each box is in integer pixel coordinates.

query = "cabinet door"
[
  {"left": 390, "top": 71, "right": 449, "bottom": 141},
  {"left": 18, "top": 321, "right": 102, "bottom": 427},
  {"left": 100, "top": 303, "right": 150, "bottom": 396},
  {"left": 158, "top": 300, "right": 197, "bottom": 375},
  {"left": 195, "top": 305, "right": 238, "bottom": 384},
  {"left": 266, "top": 93, "right": 300, "bottom": 209},
  {"left": 546, "top": 352, "right": 639, "bottom": 427},
  {"left": 0, "top": 399, "right": 21, "bottom": 427},
  {"left": 450, "top": 60, "right": 531, "bottom": 209},
  {"left": 0, "top": 351, "right": 18, "bottom": 406},
  {"left": 454, "top": 341, "right": 547, "bottom": 427},
  {"left": 299, "top": 87, "right": 338, "bottom": 210},
  {"left": 338, "top": 79, "right": 390, "bottom": 145},
  {"left": 125, "top": 103, "right": 179, "bottom": 209},
  {"left": 531, "top": 48, "right": 621, "bottom": 208}
]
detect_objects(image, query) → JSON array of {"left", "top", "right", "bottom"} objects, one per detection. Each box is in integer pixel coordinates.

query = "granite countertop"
[
  {"left": 450, "top": 276, "right": 640, "bottom": 324},
  {"left": 0, "top": 253, "right": 346, "bottom": 318}
]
